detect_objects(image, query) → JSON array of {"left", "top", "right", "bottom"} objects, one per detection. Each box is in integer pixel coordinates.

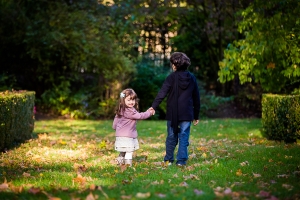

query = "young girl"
[{"left": 113, "top": 88, "right": 154, "bottom": 166}]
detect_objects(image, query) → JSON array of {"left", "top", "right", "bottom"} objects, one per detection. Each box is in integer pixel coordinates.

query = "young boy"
[{"left": 150, "top": 52, "right": 200, "bottom": 166}]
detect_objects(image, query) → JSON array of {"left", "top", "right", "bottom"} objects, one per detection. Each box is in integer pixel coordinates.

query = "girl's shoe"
[
  {"left": 124, "top": 159, "right": 132, "bottom": 166},
  {"left": 116, "top": 156, "right": 125, "bottom": 165}
]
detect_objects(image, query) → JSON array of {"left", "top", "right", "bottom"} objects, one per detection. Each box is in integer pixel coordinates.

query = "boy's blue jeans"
[{"left": 164, "top": 121, "right": 191, "bottom": 165}]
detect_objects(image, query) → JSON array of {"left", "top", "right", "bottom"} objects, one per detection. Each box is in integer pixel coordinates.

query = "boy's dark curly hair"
[{"left": 170, "top": 52, "right": 191, "bottom": 71}]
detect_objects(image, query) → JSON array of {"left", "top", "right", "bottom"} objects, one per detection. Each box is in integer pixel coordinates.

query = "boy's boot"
[
  {"left": 124, "top": 159, "right": 132, "bottom": 167},
  {"left": 116, "top": 152, "right": 125, "bottom": 165}
]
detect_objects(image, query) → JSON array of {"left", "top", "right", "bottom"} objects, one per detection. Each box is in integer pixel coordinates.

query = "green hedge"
[
  {"left": 262, "top": 94, "right": 300, "bottom": 143},
  {"left": 0, "top": 91, "right": 35, "bottom": 151}
]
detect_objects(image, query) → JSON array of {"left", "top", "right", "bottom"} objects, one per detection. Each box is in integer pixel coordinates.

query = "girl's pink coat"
[{"left": 113, "top": 107, "right": 151, "bottom": 138}]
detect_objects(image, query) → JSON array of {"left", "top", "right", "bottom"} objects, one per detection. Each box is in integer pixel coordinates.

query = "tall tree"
[
  {"left": 0, "top": 0, "right": 135, "bottom": 118},
  {"left": 218, "top": 0, "right": 300, "bottom": 94}
]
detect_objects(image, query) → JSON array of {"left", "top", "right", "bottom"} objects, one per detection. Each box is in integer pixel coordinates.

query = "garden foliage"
[
  {"left": 219, "top": 0, "right": 300, "bottom": 94},
  {"left": 0, "top": 91, "right": 35, "bottom": 151},
  {"left": 262, "top": 94, "right": 300, "bottom": 142}
]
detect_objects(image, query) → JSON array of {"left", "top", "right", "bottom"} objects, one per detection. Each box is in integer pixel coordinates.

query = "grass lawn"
[{"left": 0, "top": 118, "right": 299, "bottom": 199}]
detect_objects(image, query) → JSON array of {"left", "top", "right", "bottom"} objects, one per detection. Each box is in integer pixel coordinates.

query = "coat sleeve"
[
  {"left": 124, "top": 108, "right": 151, "bottom": 120},
  {"left": 192, "top": 76, "right": 201, "bottom": 120},
  {"left": 151, "top": 74, "right": 173, "bottom": 110},
  {"left": 112, "top": 115, "right": 119, "bottom": 130}
]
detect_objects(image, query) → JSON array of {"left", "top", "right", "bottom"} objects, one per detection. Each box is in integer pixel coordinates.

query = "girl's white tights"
[{"left": 124, "top": 152, "right": 133, "bottom": 160}]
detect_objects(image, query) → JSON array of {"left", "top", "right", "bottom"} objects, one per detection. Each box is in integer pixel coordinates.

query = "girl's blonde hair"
[{"left": 115, "top": 88, "right": 139, "bottom": 116}]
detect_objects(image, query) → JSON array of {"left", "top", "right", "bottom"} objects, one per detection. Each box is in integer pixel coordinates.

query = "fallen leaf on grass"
[
  {"left": 151, "top": 180, "right": 160, "bottom": 185},
  {"left": 253, "top": 173, "right": 261, "bottom": 178},
  {"left": 240, "top": 161, "right": 249, "bottom": 166},
  {"left": 197, "top": 146, "right": 208, "bottom": 151},
  {"left": 282, "top": 184, "right": 293, "bottom": 190},
  {"left": 183, "top": 174, "right": 199, "bottom": 180},
  {"left": 136, "top": 192, "right": 151, "bottom": 198},
  {"left": 74, "top": 163, "right": 88, "bottom": 173},
  {"left": 89, "top": 184, "right": 96, "bottom": 190},
  {"left": 28, "top": 187, "right": 41, "bottom": 194},
  {"left": 49, "top": 140, "right": 57, "bottom": 146},
  {"left": 42, "top": 191, "right": 62, "bottom": 200},
  {"left": 86, "top": 192, "right": 96, "bottom": 200},
  {"left": 277, "top": 174, "right": 289, "bottom": 178},
  {"left": 73, "top": 174, "right": 86, "bottom": 185},
  {"left": 201, "top": 153, "right": 207, "bottom": 158},
  {"left": 179, "top": 182, "right": 188, "bottom": 187},
  {"left": 23, "top": 172, "right": 31, "bottom": 177},
  {"left": 152, "top": 162, "right": 162, "bottom": 166},
  {"left": 121, "top": 195, "right": 132, "bottom": 199},
  {"left": 156, "top": 193, "right": 166, "bottom": 198},
  {"left": 257, "top": 190, "right": 270, "bottom": 198},
  {"left": 120, "top": 164, "right": 128, "bottom": 172},
  {"left": 59, "top": 139, "right": 67, "bottom": 145},
  {"left": 236, "top": 169, "right": 243, "bottom": 176},
  {"left": 49, "top": 197, "right": 62, "bottom": 200},
  {"left": 0, "top": 178, "right": 9, "bottom": 191},
  {"left": 223, "top": 188, "right": 232, "bottom": 195},
  {"left": 122, "top": 180, "right": 131, "bottom": 185},
  {"left": 194, "top": 189, "right": 204, "bottom": 196},
  {"left": 189, "top": 153, "right": 197, "bottom": 158},
  {"left": 9, "top": 184, "right": 23, "bottom": 193}
]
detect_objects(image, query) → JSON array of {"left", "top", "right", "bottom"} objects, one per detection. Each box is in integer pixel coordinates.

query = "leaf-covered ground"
[{"left": 0, "top": 119, "right": 299, "bottom": 200}]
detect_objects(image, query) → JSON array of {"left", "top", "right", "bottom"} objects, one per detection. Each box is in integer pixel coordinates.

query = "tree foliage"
[
  {"left": 0, "top": 0, "right": 135, "bottom": 118},
  {"left": 171, "top": 0, "right": 252, "bottom": 95},
  {"left": 219, "top": 0, "right": 300, "bottom": 94}
]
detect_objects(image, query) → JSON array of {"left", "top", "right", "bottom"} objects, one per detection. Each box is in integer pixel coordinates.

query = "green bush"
[
  {"left": 262, "top": 94, "right": 300, "bottom": 143},
  {"left": 0, "top": 91, "right": 35, "bottom": 151}
]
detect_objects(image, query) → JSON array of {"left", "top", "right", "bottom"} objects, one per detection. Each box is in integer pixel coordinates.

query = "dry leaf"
[
  {"left": 89, "top": 184, "right": 96, "bottom": 190},
  {"left": 224, "top": 188, "right": 232, "bottom": 195},
  {"left": 277, "top": 174, "right": 289, "bottom": 178},
  {"left": 156, "top": 193, "right": 166, "bottom": 198},
  {"left": 179, "top": 182, "right": 188, "bottom": 187},
  {"left": 253, "top": 173, "right": 261, "bottom": 178},
  {"left": 121, "top": 195, "right": 132, "bottom": 199},
  {"left": 240, "top": 161, "right": 249, "bottom": 166},
  {"left": 23, "top": 172, "right": 31, "bottom": 177},
  {"left": 49, "top": 197, "right": 62, "bottom": 200},
  {"left": 258, "top": 190, "right": 270, "bottom": 198},
  {"left": 0, "top": 183, "right": 9, "bottom": 191},
  {"left": 9, "top": 184, "right": 23, "bottom": 193},
  {"left": 151, "top": 180, "right": 160, "bottom": 185},
  {"left": 28, "top": 187, "right": 41, "bottom": 194},
  {"left": 236, "top": 169, "right": 242, "bottom": 176},
  {"left": 201, "top": 153, "right": 207, "bottom": 158},
  {"left": 282, "top": 184, "right": 293, "bottom": 190},
  {"left": 73, "top": 174, "right": 86, "bottom": 185},
  {"left": 194, "top": 189, "right": 204, "bottom": 196},
  {"left": 86, "top": 192, "right": 96, "bottom": 200},
  {"left": 136, "top": 192, "right": 151, "bottom": 198},
  {"left": 120, "top": 164, "right": 128, "bottom": 172}
]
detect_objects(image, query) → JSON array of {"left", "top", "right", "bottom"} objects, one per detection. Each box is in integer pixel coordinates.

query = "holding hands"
[{"left": 147, "top": 107, "right": 155, "bottom": 116}]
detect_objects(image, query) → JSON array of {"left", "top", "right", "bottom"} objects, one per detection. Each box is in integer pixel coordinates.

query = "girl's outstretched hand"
[{"left": 148, "top": 107, "right": 155, "bottom": 116}]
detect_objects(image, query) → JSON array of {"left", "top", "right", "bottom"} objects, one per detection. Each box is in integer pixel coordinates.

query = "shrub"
[
  {"left": 262, "top": 94, "right": 300, "bottom": 143},
  {"left": 0, "top": 90, "right": 35, "bottom": 151}
]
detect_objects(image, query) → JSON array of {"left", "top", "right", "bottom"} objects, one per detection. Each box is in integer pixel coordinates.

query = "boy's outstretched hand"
[
  {"left": 193, "top": 120, "right": 199, "bottom": 126},
  {"left": 148, "top": 107, "right": 155, "bottom": 116}
]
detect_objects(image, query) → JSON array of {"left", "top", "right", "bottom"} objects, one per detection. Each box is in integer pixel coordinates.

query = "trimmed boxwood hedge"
[
  {"left": 262, "top": 94, "right": 300, "bottom": 143},
  {"left": 0, "top": 90, "right": 35, "bottom": 151}
]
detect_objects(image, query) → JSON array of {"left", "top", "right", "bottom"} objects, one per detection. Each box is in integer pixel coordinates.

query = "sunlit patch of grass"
[{"left": 0, "top": 118, "right": 300, "bottom": 199}]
